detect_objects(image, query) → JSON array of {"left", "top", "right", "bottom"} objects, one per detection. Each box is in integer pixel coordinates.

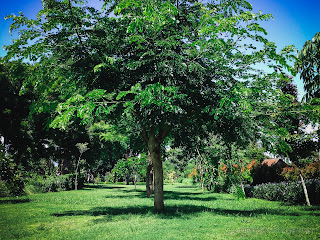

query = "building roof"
[{"left": 261, "top": 158, "right": 286, "bottom": 167}]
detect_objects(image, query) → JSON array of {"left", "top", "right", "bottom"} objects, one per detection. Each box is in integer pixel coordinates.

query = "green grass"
[{"left": 0, "top": 183, "right": 320, "bottom": 240}]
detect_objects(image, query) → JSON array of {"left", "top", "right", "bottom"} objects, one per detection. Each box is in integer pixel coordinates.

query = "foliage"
[
  {"left": 246, "top": 179, "right": 320, "bottom": 205},
  {"left": 295, "top": 32, "right": 320, "bottom": 100},
  {"left": 164, "top": 170, "right": 178, "bottom": 184},
  {"left": 163, "top": 146, "right": 191, "bottom": 184},
  {"left": 281, "top": 160, "right": 320, "bottom": 181},
  {"left": 0, "top": 180, "right": 10, "bottom": 197},
  {"left": 24, "top": 173, "right": 84, "bottom": 194},
  {"left": 111, "top": 154, "right": 148, "bottom": 183},
  {"left": 75, "top": 142, "right": 89, "bottom": 155},
  {"left": 0, "top": 145, "right": 24, "bottom": 197}
]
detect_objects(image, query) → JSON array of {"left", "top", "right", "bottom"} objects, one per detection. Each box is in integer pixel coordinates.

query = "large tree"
[{"left": 4, "top": 0, "right": 291, "bottom": 212}]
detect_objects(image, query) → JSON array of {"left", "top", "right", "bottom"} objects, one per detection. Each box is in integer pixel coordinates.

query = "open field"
[{"left": 0, "top": 183, "right": 320, "bottom": 240}]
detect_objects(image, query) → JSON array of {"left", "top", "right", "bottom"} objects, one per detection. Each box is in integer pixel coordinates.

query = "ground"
[{"left": 0, "top": 183, "right": 319, "bottom": 239}]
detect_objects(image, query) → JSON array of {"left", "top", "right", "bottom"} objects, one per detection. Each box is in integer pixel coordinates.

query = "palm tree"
[{"left": 295, "top": 32, "right": 320, "bottom": 100}]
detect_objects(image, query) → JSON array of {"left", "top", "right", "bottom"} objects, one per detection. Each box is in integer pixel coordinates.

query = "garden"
[{"left": 1, "top": 0, "right": 320, "bottom": 239}]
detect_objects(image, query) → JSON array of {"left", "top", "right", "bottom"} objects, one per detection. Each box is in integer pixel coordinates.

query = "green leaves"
[
  {"left": 295, "top": 32, "right": 320, "bottom": 100},
  {"left": 118, "top": 82, "right": 186, "bottom": 123},
  {"left": 50, "top": 89, "right": 118, "bottom": 130}
]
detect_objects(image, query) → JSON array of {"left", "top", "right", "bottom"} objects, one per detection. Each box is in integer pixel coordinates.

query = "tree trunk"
[
  {"left": 300, "top": 173, "right": 311, "bottom": 206},
  {"left": 240, "top": 180, "right": 245, "bottom": 198},
  {"left": 125, "top": 175, "right": 130, "bottom": 185},
  {"left": 148, "top": 134, "right": 164, "bottom": 213},
  {"left": 141, "top": 125, "right": 171, "bottom": 213},
  {"left": 75, "top": 155, "right": 81, "bottom": 190},
  {"left": 146, "top": 152, "right": 153, "bottom": 197},
  {"left": 196, "top": 147, "right": 205, "bottom": 192},
  {"left": 134, "top": 173, "right": 137, "bottom": 191},
  {"left": 151, "top": 169, "right": 154, "bottom": 193},
  {"left": 201, "top": 166, "right": 204, "bottom": 192}
]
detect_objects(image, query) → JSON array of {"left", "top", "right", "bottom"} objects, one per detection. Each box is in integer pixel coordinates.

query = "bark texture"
[
  {"left": 75, "top": 154, "right": 82, "bottom": 190},
  {"left": 148, "top": 134, "right": 164, "bottom": 213},
  {"left": 141, "top": 125, "right": 171, "bottom": 213},
  {"left": 146, "top": 152, "right": 154, "bottom": 197}
]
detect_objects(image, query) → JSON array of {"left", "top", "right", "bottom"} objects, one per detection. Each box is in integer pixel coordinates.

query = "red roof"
[{"left": 261, "top": 158, "right": 286, "bottom": 167}]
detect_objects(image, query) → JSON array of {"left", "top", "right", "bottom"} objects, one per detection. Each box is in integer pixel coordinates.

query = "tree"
[
  {"left": 75, "top": 142, "right": 89, "bottom": 190},
  {"left": 4, "top": 0, "right": 291, "bottom": 212},
  {"left": 295, "top": 32, "right": 320, "bottom": 100},
  {"left": 111, "top": 153, "right": 148, "bottom": 189},
  {"left": 271, "top": 74, "right": 320, "bottom": 206}
]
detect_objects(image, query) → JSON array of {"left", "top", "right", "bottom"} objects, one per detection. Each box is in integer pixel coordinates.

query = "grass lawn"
[{"left": 0, "top": 183, "right": 319, "bottom": 240}]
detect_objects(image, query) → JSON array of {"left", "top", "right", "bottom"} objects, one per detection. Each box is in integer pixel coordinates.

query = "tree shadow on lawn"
[
  {"left": 0, "top": 198, "right": 31, "bottom": 204},
  {"left": 82, "top": 184, "right": 126, "bottom": 190},
  {"left": 109, "top": 189, "right": 218, "bottom": 202},
  {"left": 52, "top": 204, "right": 319, "bottom": 220},
  {"left": 52, "top": 186, "right": 320, "bottom": 219},
  {"left": 301, "top": 205, "right": 320, "bottom": 212}
]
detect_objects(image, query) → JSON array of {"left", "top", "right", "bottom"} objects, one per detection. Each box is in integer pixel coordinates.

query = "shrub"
[
  {"left": 24, "top": 174, "right": 84, "bottom": 194},
  {"left": 188, "top": 168, "right": 198, "bottom": 183},
  {"left": 281, "top": 161, "right": 320, "bottom": 182},
  {"left": 5, "top": 177, "right": 25, "bottom": 196},
  {"left": 244, "top": 184, "right": 254, "bottom": 198},
  {"left": 165, "top": 170, "right": 177, "bottom": 184},
  {"left": 0, "top": 180, "right": 10, "bottom": 197},
  {"left": 0, "top": 147, "right": 25, "bottom": 197},
  {"left": 246, "top": 180, "right": 320, "bottom": 205}
]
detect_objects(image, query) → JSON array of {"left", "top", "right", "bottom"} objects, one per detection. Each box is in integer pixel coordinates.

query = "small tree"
[
  {"left": 75, "top": 142, "right": 89, "bottom": 190},
  {"left": 112, "top": 153, "right": 148, "bottom": 189}
]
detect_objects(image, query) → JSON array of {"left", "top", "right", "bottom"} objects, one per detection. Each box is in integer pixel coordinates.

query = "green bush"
[
  {"left": 0, "top": 180, "right": 10, "bottom": 197},
  {"left": 5, "top": 178, "right": 25, "bottom": 196},
  {"left": 24, "top": 174, "right": 84, "bottom": 194},
  {"left": 246, "top": 180, "right": 320, "bottom": 205},
  {"left": 0, "top": 147, "right": 25, "bottom": 197}
]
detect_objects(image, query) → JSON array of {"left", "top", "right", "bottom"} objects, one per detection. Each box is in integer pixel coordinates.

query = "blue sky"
[{"left": 1, "top": 0, "right": 319, "bottom": 98}]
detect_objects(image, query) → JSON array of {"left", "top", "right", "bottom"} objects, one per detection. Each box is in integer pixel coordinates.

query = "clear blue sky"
[{"left": 1, "top": 0, "right": 319, "bottom": 98}]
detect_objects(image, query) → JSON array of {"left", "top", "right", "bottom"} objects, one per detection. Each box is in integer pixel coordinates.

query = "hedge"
[{"left": 245, "top": 179, "right": 320, "bottom": 205}]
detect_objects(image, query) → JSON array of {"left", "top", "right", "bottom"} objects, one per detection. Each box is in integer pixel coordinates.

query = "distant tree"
[
  {"left": 295, "top": 32, "right": 320, "bottom": 100},
  {"left": 75, "top": 142, "right": 89, "bottom": 190},
  {"left": 111, "top": 153, "right": 148, "bottom": 189},
  {"left": 272, "top": 74, "right": 320, "bottom": 206}
]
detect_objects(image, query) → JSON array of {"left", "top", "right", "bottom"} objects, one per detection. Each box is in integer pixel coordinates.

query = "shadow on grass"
[
  {"left": 175, "top": 186, "right": 199, "bottom": 188},
  {"left": 52, "top": 187, "right": 320, "bottom": 218},
  {"left": 0, "top": 198, "right": 31, "bottom": 204},
  {"left": 52, "top": 205, "right": 209, "bottom": 219},
  {"left": 301, "top": 205, "right": 320, "bottom": 211},
  {"left": 113, "top": 189, "right": 218, "bottom": 202},
  {"left": 52, "top": 184, "right": 320, "bottom": 219},
  {"left": 52, "top": 203, "right": 320, "bottom": 219},
  {"left": 83, "top": 184, "right": 125, "bottom": 190}
]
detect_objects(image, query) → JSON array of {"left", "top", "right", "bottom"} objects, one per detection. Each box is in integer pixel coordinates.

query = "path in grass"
[{"left": 0, "top": 184, "right": 319, "bottom": 239}]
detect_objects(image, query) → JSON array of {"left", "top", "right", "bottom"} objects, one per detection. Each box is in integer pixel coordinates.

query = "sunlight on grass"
[{"left": 1, "top": 184, "right": 319, "bottom": 239}]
